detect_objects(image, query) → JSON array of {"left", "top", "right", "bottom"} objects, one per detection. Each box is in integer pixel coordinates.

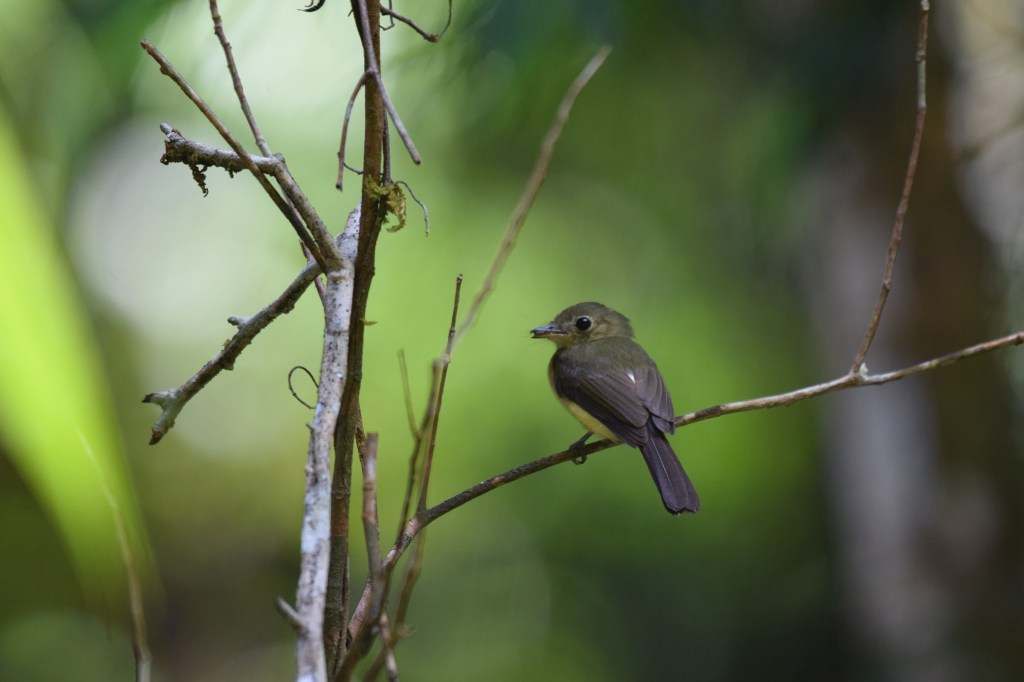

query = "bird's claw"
[{"left": 569, "top": 432, "right": 592, "bottom": 465}]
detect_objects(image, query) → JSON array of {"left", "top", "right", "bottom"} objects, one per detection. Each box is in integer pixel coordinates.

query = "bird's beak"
[{"left": 530, "top": 323, "right": 567, "bottom": 339}]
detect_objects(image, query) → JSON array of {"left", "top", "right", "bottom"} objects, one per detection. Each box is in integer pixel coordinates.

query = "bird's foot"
[{"left": 569, "top": 432, "right": 592, "bottom": 465}]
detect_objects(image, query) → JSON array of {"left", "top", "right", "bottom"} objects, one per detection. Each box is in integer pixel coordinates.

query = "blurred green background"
[{"left": 2, "top": 0, "right": 1023, "bottom": 680}]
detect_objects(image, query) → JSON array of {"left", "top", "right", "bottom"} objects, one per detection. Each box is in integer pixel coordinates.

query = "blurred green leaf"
[{"left": 0, "top": 107, "right": 152, "bottom": 606}]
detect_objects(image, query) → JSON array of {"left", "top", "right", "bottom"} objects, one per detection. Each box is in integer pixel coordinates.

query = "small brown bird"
[{"left": 531, "top": 302, "right": 699, "bottom": 514}]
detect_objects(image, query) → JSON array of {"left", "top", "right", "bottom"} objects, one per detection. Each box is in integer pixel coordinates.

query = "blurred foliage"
[{"left": 0, "top": 0, "right": 1021, "bottom": 680}]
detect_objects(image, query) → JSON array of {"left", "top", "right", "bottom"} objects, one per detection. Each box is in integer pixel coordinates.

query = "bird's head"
[{"left": 530, "top": 302, "right": 634, "bottom": 349}]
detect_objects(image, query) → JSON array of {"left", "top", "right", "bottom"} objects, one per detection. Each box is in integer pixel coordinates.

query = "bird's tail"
[{"left": 640, "top": 425, "right": 700, "bottom": 514}]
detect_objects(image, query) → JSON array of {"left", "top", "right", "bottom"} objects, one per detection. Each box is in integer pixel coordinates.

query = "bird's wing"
[
  {"left": 634, "top": 362, "right": 676, "bottom": 435},
  {"left": 553, "top": 343, "right": 668, "bottom": 447}
]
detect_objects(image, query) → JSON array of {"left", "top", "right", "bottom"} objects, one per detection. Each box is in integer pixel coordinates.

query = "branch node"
[{"left": 275, "top": 596, "right": 306, "bottom": 634}]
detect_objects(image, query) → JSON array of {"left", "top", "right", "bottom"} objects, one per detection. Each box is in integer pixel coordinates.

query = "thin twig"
[
  {"left": 353, "top": 433, "right": 385, "bottom": 662},
  {"left": 364, "top": 534, "right": 422, "bottom": 680},
  {"left": 364, "top": 612, "right": 400, "bottom": 681},
  {"left": 380, "top": 0, "right": 452, "bottom": 42},
  {"left": 274, "top": 596, "right": 305, "bottom": 634},
  {"left": 396, "top": 179, "right": 430, "bottom": 234},
  {"left": 337, "top": 72, "right": 370, "bottom": 190},
  {"left": 684, "top": 330, "right": 1024, "bottom": 427},
  {"left": 77, "top": 433, "right": 152, "bottom": 682},
  {"left": 398, "top": 350, "right": 419, "bottom": 437},
  {"left": 416, "top": 275, "right": 463, "bottom": 510},
  {"left": 353, "top": 0, "right": 421, "bottom": 165},
  {"left": 139, "top": 41, "right": 339, "bottom": 270},
  {"left": 395, "top": 363, "right": 440, "bottom": 541},
  {"left": 454, "top": 45, "right": 612, "bottom": 346},
  {"left": 288, "top": 366, "right": 318, "bottom": 410},
  {"left": 209, "top": 0, "right": 270, "bottom": 155},
  {"left": 851, "top": 0, "right": 930, "bottom": 371}
]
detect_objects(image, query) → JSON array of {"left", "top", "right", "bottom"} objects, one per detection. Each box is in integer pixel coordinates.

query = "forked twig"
[
  {"left": 139, "top": 41, "right": 338, "bottom": 269},
  {"left": 142, "top": 201, "right": 358, "bottom": 444},
  {"left": 353, "top": 0, "right": 421, "bottom": 165}
]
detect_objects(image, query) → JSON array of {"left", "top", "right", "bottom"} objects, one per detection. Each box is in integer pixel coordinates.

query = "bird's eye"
[{"left": 575, "top": 316, "right": 592, "bottom": 331}]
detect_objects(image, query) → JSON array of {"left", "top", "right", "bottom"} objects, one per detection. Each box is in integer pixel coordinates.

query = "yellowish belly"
[{"left": 559, "top": 396, "right": 619, "bottom": 442}]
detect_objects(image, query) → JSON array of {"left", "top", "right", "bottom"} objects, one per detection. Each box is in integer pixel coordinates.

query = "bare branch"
[
  {"left": 142, "top": 211, "right": 359, "bottom": 444},
  {"left": 851, "top": 0, "right": 930, "bottom": 371},
  {"left": 159, "top": 123, "right": 280, "bottom": 174},
  {"left": 325, "top": 0, "right": 392, "bottom": 669},
  {"left": 380, "top": 0, "right": 452, "bottom": 43},
  {"left": 294, "top": 209, "right": 360, "bottom": 682},
  {"left": 336, "top": 72, "right": 370, "bottom": 190},
  {"left": 209, "top": 0, "right": 332, "bottom": 292},
  {"left": 77, "top": 434, "right": 152, "bottom": 682},
  {"left": 417, "top": 274, "right": 463, "bottom": 511},
  {"left": 274, "top": 596, "right": 305, "bottom": 634},
  {"left": 139, "top": 41, "right": 340, "bottom": 270},
  {"left": 352, "top": 0, "right": 421, "bottom": 165},
  {"left": 159, "top": 125, "right": 337, "bottom": 272},
  {"left": 685, "top": 330, "right": 1024, "bottom": 427},
  {"left": 454, "top": 45, "right": 612, "bottom": 346},
  {"left": 209, "top": 0, "right": 270, "bottom": 156}
]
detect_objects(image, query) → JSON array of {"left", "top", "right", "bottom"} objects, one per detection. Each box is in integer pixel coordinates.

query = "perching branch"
[{"left": 352, "top": 329, "right": 1024, "bottom": 601}]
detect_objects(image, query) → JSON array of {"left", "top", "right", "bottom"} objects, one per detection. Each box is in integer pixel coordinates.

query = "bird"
[{"left": 531, "top": 302, "right": 699, "bottom": 514}]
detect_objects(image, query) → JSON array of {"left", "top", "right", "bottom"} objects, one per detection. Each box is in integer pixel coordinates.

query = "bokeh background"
[{"left": 2, "top": 0, "right": 1023, "bottom": 680}]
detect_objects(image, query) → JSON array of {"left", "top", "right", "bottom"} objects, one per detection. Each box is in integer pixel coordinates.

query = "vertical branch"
[
  {"left": 360, "top": 434, "right": 384, "bottom": 624},
  {"left": 850, "top": 0, "right": 929, "bottom": 372},
  {"left": 295, "top": 262, "right": 355, "bottom": 682},
  {"left": 335, "top": 432, "right": 385, "bottom": 681},
  {"left": 326, "top": 0, "right": 389, "bottom": 673},
  {"left": 344, "top": 275, "right": 462, "bottom": 669},
  {"left": 416, "top": 275, "right": 463, "bottom": 511}
]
